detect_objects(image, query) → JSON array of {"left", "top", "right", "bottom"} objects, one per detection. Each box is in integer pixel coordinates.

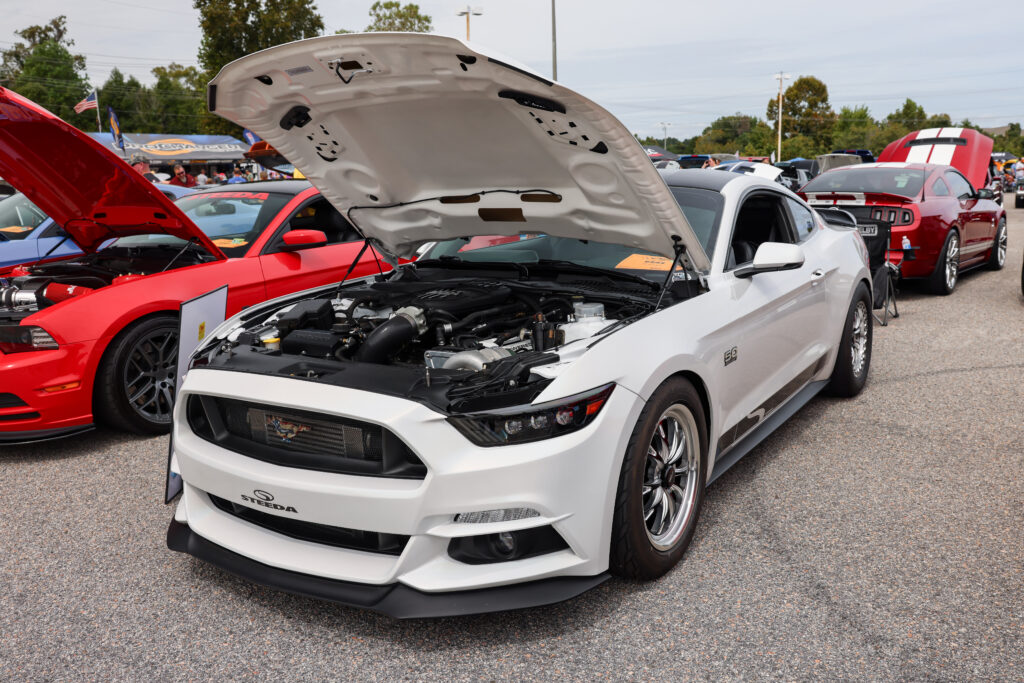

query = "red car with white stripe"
[
  {"left": 0, "top": 88, "right": 384, "bottom": 443},
  {"left": 799, "top": 127, "right": 1007, "bottom": 295}
]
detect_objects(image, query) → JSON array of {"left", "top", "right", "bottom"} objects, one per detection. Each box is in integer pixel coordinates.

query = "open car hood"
[
  {"left": 207, "top": 33, "right": 709, "bottom": 270},
  {"left": 879, "top": 127, "right": 993, "bottom": 190},
  {"left": 0, "top": 88, "right": 225, "bottom": 257}
]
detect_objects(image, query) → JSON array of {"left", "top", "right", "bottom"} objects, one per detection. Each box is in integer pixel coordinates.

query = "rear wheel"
[
  {"left": 610, "top": 377, "right": 707, "bottom": 580},
  {"left": 826, "top": 282, "right": 872, "bottom": 398},
  {"left": 987, "top": 218, "right": 1007, "bottom": 270},
  {"left": 928, "top": 230, "right": 960, "bottom": 295},
  {"left": 94, "top": 314, "right": 179, "bottom": 434}
]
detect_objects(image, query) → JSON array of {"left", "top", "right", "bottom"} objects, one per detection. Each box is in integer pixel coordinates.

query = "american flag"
[{"left": 73, "top": 90, "right": 98, "bottom": 114}]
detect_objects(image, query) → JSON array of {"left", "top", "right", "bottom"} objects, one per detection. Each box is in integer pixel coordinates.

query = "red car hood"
[
  {"left": 0, "top": 88, "right": 225, "bottom": 258},
  {"left": 879, "top": 127, "right": 992, "bottom": 189}
]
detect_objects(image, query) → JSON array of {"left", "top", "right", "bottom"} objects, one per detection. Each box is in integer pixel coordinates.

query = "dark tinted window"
[
  {"left": 802, "top": 167, "right": 926, "bottom": 198},
  {"left": 668, "top": 186, "right": 724, "bottom": 259},
  {"left": 945, "top": 171, "right": 973, "bottom": 199},
  {"left": 786, "top": 198, "right": 816, "bottom": 241},
  {"left": 0, "top": 193, "right": 48, "bottom": 241}
]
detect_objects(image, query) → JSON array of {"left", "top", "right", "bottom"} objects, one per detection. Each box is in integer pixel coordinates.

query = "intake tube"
[{"left": 354, "top": 306, "right": 426, "bottom": 364}]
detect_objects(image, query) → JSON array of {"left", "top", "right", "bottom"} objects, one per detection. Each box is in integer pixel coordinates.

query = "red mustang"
[
  {"left": 800, "top": 127, "right": 1007, "bottom": 294},
  {"left": 0, "top": 88, "right": 383, "bottom": 443}
]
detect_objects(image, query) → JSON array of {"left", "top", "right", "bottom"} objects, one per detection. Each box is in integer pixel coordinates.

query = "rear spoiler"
[
  {"left": 800, "top": 191, "right": 913, "bottom": 206},
  {"left": 816, "top": 207, "right": 857, "bottom": 229}
]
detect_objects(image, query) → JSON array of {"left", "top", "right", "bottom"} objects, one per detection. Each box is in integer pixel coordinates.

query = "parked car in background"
[
  {"left": 0, "top": 87, "right": 385, "bottom": 443},
  {"left": 833, "top": 149, "right": 875, "bottom": 163},
  {"left": 0, "top": 185, "right": 194, "bottom": 270},
  {"left": 800, "top": 162, "right": 1006, "bottom": 294},
  {"left": 816, "top": 153, "right": 862, "bottom": 174},
  {"left": 166, "top": 32, "right": 874, "bottom": 618}
]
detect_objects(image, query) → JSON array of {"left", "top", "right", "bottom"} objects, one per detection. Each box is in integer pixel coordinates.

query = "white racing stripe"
[
  {"left": 928, "top": 144, "right": 957, "bottom": 165},
  {"left": 906, "top": 144, "right": 932, "bottom": 163},
  {"left": 916, "top": 128, "right": 941, "bottom": 139}
]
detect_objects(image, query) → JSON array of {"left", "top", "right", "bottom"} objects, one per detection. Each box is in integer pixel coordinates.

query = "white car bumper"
[{"left": 168, "top": 368, "right": 644, "bottom": 616}]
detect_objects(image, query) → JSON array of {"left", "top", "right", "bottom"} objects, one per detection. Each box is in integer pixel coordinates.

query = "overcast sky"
[{"left": 3, "top": 0, "right": 1018, "bottom": 139}]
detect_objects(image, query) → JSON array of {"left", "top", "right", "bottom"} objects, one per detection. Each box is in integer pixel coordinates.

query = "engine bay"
[{"left": 201, "top": 264, "right": 697, "bottom": 412}]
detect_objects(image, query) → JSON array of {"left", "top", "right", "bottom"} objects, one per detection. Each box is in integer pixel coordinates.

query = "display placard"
[{"left": 166, "top": 285, "right": 228, "bottom": 504}]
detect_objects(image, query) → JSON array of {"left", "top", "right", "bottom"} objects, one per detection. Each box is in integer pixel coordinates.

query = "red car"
[
  {"left": 800, "top": 127, "right": 1007, "bottom": 294},
  {"left": 0, "top": 88, "right": 383, "bottom": 443}
]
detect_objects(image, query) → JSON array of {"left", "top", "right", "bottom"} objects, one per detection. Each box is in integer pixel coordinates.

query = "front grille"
[
  {"left": 0, "top": 393, "right": 27, "bottom": 408},
  {"left": 186, "top": 395, "right": 426, "bottom": 479},
  {"left": 207, "top": 493, "right": 408, "bottom": 556}
]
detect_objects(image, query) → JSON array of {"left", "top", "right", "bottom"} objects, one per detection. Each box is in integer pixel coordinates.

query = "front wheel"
[
  {"left": 94, "top": 314, "right": 179, "bottom": 434},
  {"left": 826, "top": 282, "right": 872, "bottom": 398},
  {"left": 987, "top": 218, "right": 1007, "bottom": 270},
  {"left": 610, "top": 377, "right": 707, "bottom": 580},
  {"left": 928, "top": 230, "right": 960, "bottom": 295}
]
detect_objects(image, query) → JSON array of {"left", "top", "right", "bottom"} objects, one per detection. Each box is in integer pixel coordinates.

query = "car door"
[
  {"left": 714, "top": 191, "right": 831, "bottom": 451},
  {"left": 258, "top": 196, "right": 385, "bottom": 299},
  {"left": 945, "top": 170, "right": 991, "bottom": 261}
]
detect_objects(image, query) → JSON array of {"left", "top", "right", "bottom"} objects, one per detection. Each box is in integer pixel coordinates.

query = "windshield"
[
  {"left": 0, "top": 193, "right": 49, "bottom": 241},
  {"left": 420, "top": 186, "right": 722, "bottom": 280},
  {"left": 803, "top": 167, "right": 925, "bottom": 198},
  {"left": 109, "top": 190, "right": 291, "bottom": 257}
]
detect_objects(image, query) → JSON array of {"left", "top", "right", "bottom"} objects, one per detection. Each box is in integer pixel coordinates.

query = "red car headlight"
[{"left": 0, "top": 325, "right": 59, "bottom": 354}]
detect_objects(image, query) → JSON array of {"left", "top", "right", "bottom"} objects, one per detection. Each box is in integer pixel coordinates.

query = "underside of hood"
[
  {"left": 207, "top": 33, "right": 709, "bottom": 270},
  {"left": 0, "top": 88, "right": 224, "bottom": 257}
]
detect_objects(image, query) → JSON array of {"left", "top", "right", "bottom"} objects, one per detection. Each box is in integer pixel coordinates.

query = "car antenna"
[
  {"left": 920, "top": 167, "right": 927, "bottom": 202},
  {"left": 655, "top": 235, "right": 687, "bottom": 310}
]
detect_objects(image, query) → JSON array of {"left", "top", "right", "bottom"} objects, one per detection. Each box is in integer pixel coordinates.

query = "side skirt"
[{"left": 708, "top": 379, "right": 828, "bottom": 484}]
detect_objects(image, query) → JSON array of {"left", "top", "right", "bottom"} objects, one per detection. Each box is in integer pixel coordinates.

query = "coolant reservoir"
[{"left": 561, "top": 302, "right": 613, "bottom": 345}]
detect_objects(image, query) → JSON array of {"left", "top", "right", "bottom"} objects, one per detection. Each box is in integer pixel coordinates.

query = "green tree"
[
  {"left": 0, "top": 16, "right": 84, "bottom": 85},
  {"left": 766, "top": 76, "right": 835, "bottom": 152},
  {"left": 693, "top": 114, "right": 773, "bottom": 155},
  {"left": 885, "top": 98, "right": 926, "bottom": 130},
  {"left": 11, "top": 40, "right": 90, "bottom": 124},
  {"left": 194, "top": 0, "right": 325, "bottom": 134},
  {"left": 832, "top": 105, "right": 876, "bottom": 149},
  {"left": 336, "top": 2, "right": 433, "bottom": 33},
  {"left": 149, "top": 63, "right": 204, "bottom": 132}
]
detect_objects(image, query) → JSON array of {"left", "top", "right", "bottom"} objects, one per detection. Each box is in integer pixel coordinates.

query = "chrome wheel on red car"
[{"left": 929, "top": 230, "right": 960, "bottom": 295}]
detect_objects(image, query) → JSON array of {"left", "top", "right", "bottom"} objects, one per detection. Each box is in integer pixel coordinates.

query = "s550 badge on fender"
[{"left": 240, "top": 490, "right": 298, "bottom": 513}]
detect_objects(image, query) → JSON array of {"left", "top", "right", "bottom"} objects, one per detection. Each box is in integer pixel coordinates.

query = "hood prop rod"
[{"left": 655, "top": 235, "right": 687, "bottom": 310}]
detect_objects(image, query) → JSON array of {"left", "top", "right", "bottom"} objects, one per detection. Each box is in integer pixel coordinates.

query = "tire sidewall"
[
  {"left": 930, "top": 229, "right": 959, "bottom": 295},
  {"left": 611, "top": 377, "right": 708, "bottom": 579},
  {"left": 827, "top": 282, "right": 872, "bottom": 397}
]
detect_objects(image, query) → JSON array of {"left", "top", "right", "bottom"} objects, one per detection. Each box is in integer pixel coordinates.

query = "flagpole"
[{"left": 94, "top": 89, "right": 102, "bottom": 133}]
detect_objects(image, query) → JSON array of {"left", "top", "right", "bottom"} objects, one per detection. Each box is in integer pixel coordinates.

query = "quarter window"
[
  {"left": 945, "top": 171, "right": 974, "bottom": 200},
  {"left": 931, "top": 177, "right": 950, "bottom": 196}
]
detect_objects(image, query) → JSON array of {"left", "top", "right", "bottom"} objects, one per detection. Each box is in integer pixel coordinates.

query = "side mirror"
[
  {"left": 280, "top": 229, "right": 327, "bottom": 252},
  {"left": 976, "top": 188, "right": 994, "bottom": 200},
  {"left": 734, "top": 242, "right": 805, "bottom": 279}
]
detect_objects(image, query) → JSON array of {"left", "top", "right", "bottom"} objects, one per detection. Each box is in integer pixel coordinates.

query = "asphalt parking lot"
[{"left": 1, "top": 213, "right": 1021, "bottom": 681}]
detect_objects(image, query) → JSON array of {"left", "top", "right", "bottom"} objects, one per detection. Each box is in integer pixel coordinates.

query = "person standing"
[
  {"left": 195, "top": 168, "right": 209, "bottom": 185},
  {"left": 226, "top": 167, "right": 246, "bottom": 184},
  {"left": 129, "top": 154, "right": 159, "bottom": 182},
  {"left": 168, "top": 164, "right": 197, "bottom": 188}
]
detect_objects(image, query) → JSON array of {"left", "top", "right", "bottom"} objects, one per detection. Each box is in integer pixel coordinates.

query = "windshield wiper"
[
  {"left": 534, "top": 259, "right": 660, "bottom": 291},
  {"left": 414, "top": 256, "right": 530, "bottom": 278}
]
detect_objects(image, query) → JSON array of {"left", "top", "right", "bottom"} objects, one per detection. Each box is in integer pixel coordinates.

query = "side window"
[
  {"left": 945, "top": 171, "right": 974, "bottom": 200},
  {"left": 727, "top": 193, "right": 795, "bottom": 270},
  {"left": 932, "top": 177, "right": 950, "bottom": 196},
  {"left": 785, "top": 198, "right": 816, "bottom": 242},
  {"left": 270, "top": 198, "right": 360, "bottom": 252}
]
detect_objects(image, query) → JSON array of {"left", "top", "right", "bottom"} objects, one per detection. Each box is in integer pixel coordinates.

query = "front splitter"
[{"left": 167, "top": 519, "right": 610, "bottom": 619}]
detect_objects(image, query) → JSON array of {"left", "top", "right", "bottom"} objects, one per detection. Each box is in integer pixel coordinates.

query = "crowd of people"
[{"left": 128, "top": 155, "right": 282, "bottom": 186}]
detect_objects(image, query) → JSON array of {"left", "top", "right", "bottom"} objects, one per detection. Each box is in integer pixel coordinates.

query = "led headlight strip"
[{"left": 447, "top": 383, "right": 614, "bottom": 447}]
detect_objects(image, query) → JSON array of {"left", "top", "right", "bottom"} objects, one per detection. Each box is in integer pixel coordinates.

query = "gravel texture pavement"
[{"left": 1, "top": 208, "right": 1022, "bottom": 681}]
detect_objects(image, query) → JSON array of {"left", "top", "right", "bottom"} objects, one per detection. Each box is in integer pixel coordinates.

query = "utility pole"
[
  {"left": 774, "top": 72, "right": 790, "bottom": 161},
  {"left": 659, "top": 122, "right": 672, "bottom": 149},
  {"left": 457, "top": 6, "right": 482, "bottom": 41},
  {"left": 551, "top": 0, "right": 558, "bottom": 80}
]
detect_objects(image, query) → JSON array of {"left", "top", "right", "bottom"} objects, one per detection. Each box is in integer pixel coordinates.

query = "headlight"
[
  {"left": 448, "top": 384, "right": 614, "bottom": 446},
  {"left": 0, "top": 325, "right": 59, "bottom": 354}
]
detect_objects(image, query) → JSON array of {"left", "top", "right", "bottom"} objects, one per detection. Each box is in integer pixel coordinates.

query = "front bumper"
[
  {"left": 168, "top": 519, "right": 609, "bottom": 618},
  {"left": 170, "top": 369, "right": 644, "bottom": 613},
  {"left": 0, "top": 340, "right": 95, "bottom": 437}
]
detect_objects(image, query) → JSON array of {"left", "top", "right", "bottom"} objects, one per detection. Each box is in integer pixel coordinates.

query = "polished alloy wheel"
[
  {"left": 124, "top": 329, "right": 178, "bottom": 423},
  {"left": 997, "top": 223, "right": 1007, "bottom": 266},
  {"left": 945, "top": 233, "right": 959, "bottom": 291},
  {"left": 851, "top": 300, "right": 869, "bottom": 377},
  {"left": 642, "top": 405, "right": 700, "bottom": 550}
]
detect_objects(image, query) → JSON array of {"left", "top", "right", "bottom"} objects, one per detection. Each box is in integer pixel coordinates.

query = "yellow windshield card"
[
  {"left": 615, "top": 254, "right": 677, "bottom": 270},
  {"left": 0, "top": 226, "right": 31, "bottom": 233}
]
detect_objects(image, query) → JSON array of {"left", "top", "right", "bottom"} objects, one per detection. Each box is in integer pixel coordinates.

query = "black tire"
[
  {"left": 928, "top": 229, "right": 960, "bottom": 295},
  {"left": 610, "top": 377, "right": 708, "bottom": 580},
  {"left": 1015, "top": 196, "right": 1023, "bottom": 209},
  {"left": 94, "top": 314, "right": 179, "bottom": 435},
  {"left": 987, "top": 218, "right": 1007, "bottom": 270},
  {"left": 826, "top": 282, "right": 872, "bottom": 398}
]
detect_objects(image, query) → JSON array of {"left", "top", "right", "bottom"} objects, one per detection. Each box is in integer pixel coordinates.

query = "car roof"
[
  {"left": 660, "top": 168, "right": 735, "bottom": 192},
  {"left": 190, "top": 179, "right": 313, "bottom": 195}
]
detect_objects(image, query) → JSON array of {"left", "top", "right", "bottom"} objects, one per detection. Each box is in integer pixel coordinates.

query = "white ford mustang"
[{"left": 166, "top": 34, "right": 873, "bottom": 618}]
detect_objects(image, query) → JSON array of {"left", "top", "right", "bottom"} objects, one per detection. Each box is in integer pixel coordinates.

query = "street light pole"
[
  {"left": 659, "top": 122, "right": 672, "bottom": 149},
  {"left": 551, "top": 0, "right": 558, "bottom": 80},
  {"left": 456, "top": 6, "right": 482, "bottom": 41},
  {"left": 774, "top": 72, "right": 790, "bottom": 161}
]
